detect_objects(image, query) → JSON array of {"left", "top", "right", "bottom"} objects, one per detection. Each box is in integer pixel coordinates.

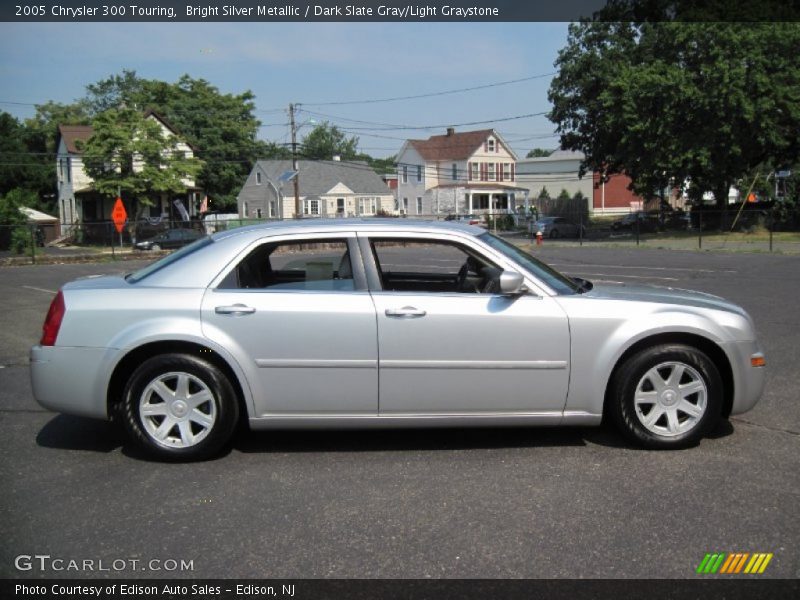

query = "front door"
[{"left": 363, "top": 234, "right": 571, "bottom": 415}]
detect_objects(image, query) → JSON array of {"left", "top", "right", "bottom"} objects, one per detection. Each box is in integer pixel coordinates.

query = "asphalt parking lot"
[{"left": 0, "top": 247, "right": 798, "bottom": 579}]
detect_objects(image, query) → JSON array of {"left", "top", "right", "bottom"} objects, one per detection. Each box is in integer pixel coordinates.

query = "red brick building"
[{"left": 592, "top": 172, "right": 647, "bottom": 214}]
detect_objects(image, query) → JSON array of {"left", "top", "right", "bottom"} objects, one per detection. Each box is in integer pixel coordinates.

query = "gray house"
[{"left": 237, "top": 159, "right": 394, "bottom": 220}]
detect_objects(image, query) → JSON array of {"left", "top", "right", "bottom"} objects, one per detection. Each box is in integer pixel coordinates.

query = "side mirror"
[{"left": 499, "top": 270, "right": 526, "bottom": 296}]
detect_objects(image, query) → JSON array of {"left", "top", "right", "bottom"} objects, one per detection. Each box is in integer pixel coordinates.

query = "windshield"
[
  {"left": 126, "top": 236, "right": 212, "bottom": 283},
  {"left": 478, "top": 232, "right": 581, "bottom": 295}
]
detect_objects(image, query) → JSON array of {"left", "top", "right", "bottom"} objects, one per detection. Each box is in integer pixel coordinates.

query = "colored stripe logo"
[{"left": 696, "top": 552, "right": 773, "bottom": 574}]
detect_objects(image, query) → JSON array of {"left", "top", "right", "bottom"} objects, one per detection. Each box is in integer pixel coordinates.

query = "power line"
[{"left": 300, "top": 72, "right": 557, "bottom": 107}]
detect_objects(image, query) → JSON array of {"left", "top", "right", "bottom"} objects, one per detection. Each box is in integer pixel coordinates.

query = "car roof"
[{"left": 212, "top": 218, "right": 483, "bottom": 242}]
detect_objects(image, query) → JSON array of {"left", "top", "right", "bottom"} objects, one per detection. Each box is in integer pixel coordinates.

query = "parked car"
[
  {"left": 535, "top": 216, "right": 584, "bottom": 238},
  {"left": 610, "top": 211, "right": 660, "bottom": 233},
  {"left": 445, "top": 214, "right": 482, "bottom": 226},
  {"left": 32, "top": 219, "right": 765, "bottom": 460},
  {"left": 134, "top": 228, "right": 205, "bottom": 251}
]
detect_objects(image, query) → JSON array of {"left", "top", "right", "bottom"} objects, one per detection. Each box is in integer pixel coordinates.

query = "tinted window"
[
  {"left": 370, "top": 238, "right": 500, "bottom": 294},
  {"left": 222, "top": 238, "right": 355, "bottom": 292}
]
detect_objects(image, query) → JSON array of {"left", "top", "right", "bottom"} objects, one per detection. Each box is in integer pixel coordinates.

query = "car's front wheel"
[
  {"left": 609, "top": 344, "right": 722, "bottom": 449},
  {"left": 121, "top": 353, "right": 239, "bottom": 461}
]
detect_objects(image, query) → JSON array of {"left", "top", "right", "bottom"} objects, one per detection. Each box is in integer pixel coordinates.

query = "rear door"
[{"left": 201, "top": 233, "right": 378, "bottom": 416}]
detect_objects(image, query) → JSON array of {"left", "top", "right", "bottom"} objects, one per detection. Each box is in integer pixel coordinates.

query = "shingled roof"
[
  {"left": 254, "top": 160, "right": 391, "bottom": 196},
  {"left": 58, "top": 125, "right": 93, "bottom": 154},
  {"left": 408, "top": 129, "right": 495, "bottom": 161}
]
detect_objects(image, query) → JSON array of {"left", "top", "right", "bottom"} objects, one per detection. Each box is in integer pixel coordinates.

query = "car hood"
[{"left": 582, "top": 282, "right": 747, "bottom": 316}]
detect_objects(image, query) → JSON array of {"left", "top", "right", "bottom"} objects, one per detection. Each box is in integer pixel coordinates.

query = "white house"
[
  {"left": 56, "top": 110, "right": 202, "bottom": 233},
  {"left": 237, "top": 159, "right": 394, "bottom": 220},
  {"left": 395, "top": 128, "right": 526, "bottom": 216}
]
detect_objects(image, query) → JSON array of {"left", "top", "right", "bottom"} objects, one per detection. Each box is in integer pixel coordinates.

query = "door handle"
[
  {"left": 215, "top": 304, "right": 256, "bottom": 315},
  {"left": 385, "top": 306, "right": 426, "bottom": 318}
]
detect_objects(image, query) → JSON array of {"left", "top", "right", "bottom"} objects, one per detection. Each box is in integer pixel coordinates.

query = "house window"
[
  {"left": 401, "top": 197, "right": 409, "bottom": 214},
  {"left": 256, "top": 172, "right": 262, "bottom": 185},
  {"left": 452, "top": 163, "right": 458, "bottom": 180},
  {"left": 269, "top": 200, "right": 277, "bottom": 218},
  {"left": 402, "top": 165, "right": 408, "bottom": 183},
  {"left": 304, "top": 199, "right": 320, "bottom": 215},
  {"left": 243, "top": 202, "right": 248, "bottom": 217},
  {"left": 487, "top": 163, "right": 496, "bottom": 182},
  {"left": 256, "top": 208, "right": 262, "bottom": 219},
  {"left": 59, "top": 159, "right": 63, "bottom": 181},
  {"left": 470, "top": 163, "right": 478, "bottom": 180},
  {"left": 488, "top": 139, "right": 495, "bottom": 152},
  {"left": 358, "top": 197, "right": 376, "bottom": 215},
  {"left": 416, "top": 165, "right": 422, "bottom": 182},
  {"left": 503, "top": 164, "right": 511, "bottom": 181},
  {"left": 66, "top": 158, "right": 71, "bottom": 183},
  {"left": 416, "top": 197, "right": 423, "bottom": 215}
]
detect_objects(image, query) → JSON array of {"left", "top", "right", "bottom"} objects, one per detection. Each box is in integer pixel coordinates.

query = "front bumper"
[{"left": 30, "top": 345, "right": 111, "bottom": 419}]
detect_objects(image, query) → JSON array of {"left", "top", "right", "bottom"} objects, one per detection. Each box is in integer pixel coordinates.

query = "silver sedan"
[{"left": 30, "top": 220, "right": 766, "bottom": 460}]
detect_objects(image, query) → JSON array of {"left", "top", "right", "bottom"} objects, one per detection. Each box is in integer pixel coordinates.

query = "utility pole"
[{"left": 289, "top": 103, "right": 301, "bottom": 218}]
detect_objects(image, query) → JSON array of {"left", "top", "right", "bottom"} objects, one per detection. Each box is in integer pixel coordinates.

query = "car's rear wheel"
[
  {"left": 609, "top": 344, "right": 722, "bottom": 449},
  {"left": 121, "top": 353, "right": 239, "bottom": 461},
  {"left": 549, "top": 229, "right": 560, "bottom": 239}
]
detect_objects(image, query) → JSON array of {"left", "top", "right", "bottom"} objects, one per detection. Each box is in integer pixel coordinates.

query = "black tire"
[
  {"left": 549, "top": 229, "right": 560, "bottom": 239},
  {"left": 121, "top": 353, "right": 239, "bottom": 461},
  {"left": 608, "top": 344, "right": 722, "bottom": 449}
]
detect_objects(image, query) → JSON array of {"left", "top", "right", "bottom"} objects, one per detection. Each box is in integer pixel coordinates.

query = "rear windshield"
[{"left": 126, "top": 237, "right": 213, "bottom": 283}]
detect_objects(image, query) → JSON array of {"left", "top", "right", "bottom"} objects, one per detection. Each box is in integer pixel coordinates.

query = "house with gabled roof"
[
  {"left": 395, "top": 128, "right": 527, "bottom": 217},
  {"left": 237, "top": 159, "right": 394, "bottom": 220},
  {"left": 56, "top": 110, "right": 202, "bottom": 234}
]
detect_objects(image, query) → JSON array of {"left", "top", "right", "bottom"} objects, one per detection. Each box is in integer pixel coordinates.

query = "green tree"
[
  {"left": 548, "top": 20, "right": 800, "bottom": 210},
  {"left": 300, "top": 122, "right": 359, "bottom": 160},
  {"left": 0, "top": 188, "right": 37, "bottom": 253},
  {"left": 557, "top": 189, "right": 571, "bottom": 201},
  {"left": 83, "top": 71, "right": 283, "bottom": 209},
  {"left": 538, "top": 186, "right": 551, "bottom": 200},
  {"left": 526, "top": 148, "right": 553, "bottom": 158},
  {"left": 80, "top": 108, "right": 203, "bottom": 227}
]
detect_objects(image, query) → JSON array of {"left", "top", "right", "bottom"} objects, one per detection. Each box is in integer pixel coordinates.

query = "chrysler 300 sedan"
[{"left": 31, "top": 220, "right": 765, "bottom": 460}]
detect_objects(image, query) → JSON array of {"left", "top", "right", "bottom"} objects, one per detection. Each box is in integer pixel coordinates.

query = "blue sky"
[{"left": 0, "top": 22, "right": 570, "bottom": 158}]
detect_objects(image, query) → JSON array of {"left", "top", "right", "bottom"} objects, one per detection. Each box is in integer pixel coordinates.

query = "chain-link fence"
[{"left": 2, "top": 205, "right": 799, "bottom": 264}]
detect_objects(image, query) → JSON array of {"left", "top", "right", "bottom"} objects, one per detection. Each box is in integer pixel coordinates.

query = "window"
[
  {"left": 416, "top": 165, "right": 422, "bottom": 182},
  {"left": 256, "top": 208, "right": 262, "bottom": 219},
  {"left": 223, "top": 238, "right": 355, "bottom": 292},
  {"left": 358, "top": 197, "right": 377, "bottom": 215},
  {"left": 256, "top": 172, "right": 262, "bottom": 185},
  {"left": 488, "top": 139, "right": 495, "bottom": 152},
  {"left": 470, "top": 163, "right": 478, "bottom": 180},
  {"left": 304, "top": 199, "right": 320, "bottom": 215},
  {"left": 502, "top": 164, "right": 511, "bottom": 181},
  {"left": 402, "top": 165, "right": 408, "bottom": 183},
  {"left": 452, "top": 163, "right": 458, "bottom": 180},
  {"left": 66, "top": 157, "right": 71, "bottom": 183},
  {"left": 243, "top": 202, "right": 248, "bottom": 217},
  {"left": 269, "top": 200, "right": 277, "bottom": 218},
  {"left": 370, "top": 238, "right": 500, "bottom": 294},
  {"left": 487, "top": 163, "right": 496, "bottom": 182},
  {"left": 416, "top": 197, "right": 423, "bottom": 214},
  {"left": 336, "top": 198, "right": 345, "bottom": 215},
  {"left": 402, "top": 197, "right": 409, "bottom": 214},
  {"left": 59, "top": 159, "right": 63, "bottom": 181}
]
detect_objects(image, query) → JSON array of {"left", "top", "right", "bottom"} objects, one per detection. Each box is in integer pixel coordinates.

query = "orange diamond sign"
[{"left": 111, "top": 197, "right": 127, "bottom": 233}]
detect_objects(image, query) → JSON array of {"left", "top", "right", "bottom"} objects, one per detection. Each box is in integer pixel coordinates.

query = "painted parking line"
[
  {"left": 550, "top": 263, "right": 737, "bottom": 274},
  {"left": 21, "top": 285, "right": 57, "bottom": 294}
]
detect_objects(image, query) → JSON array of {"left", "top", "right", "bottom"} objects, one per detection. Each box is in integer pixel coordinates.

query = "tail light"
[{"left": 40, "top": 290, "right": 65, "bottom": 346}]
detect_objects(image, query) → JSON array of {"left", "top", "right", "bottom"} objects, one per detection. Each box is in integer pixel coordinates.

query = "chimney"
[
  {"left": 446, "top": 127, "right": 455, "bottom": 136},
  {"left": 332, "top": 155, "right": 341, "bottom": 161}
]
